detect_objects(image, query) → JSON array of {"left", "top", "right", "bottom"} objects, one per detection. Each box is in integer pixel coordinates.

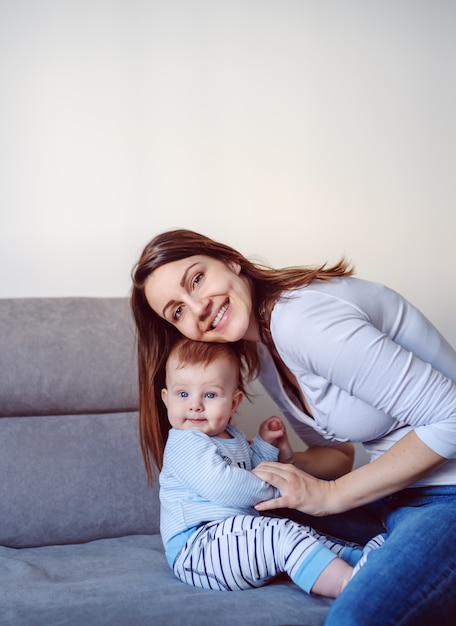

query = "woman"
[{"left": 131, "top": 228, "right": 456, "bottom": 625}]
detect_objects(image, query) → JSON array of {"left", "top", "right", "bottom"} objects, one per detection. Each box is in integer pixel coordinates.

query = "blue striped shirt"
[{"left": 159, "top": 424, "right": 280, "bottom": 563}]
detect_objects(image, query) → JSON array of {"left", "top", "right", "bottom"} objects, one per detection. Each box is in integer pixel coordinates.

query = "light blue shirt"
[{"left": 159, "top": 424, "right": 280, "bottom": 564}]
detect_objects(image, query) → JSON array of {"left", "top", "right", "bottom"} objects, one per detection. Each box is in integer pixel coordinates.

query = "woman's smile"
[
  {"left": 211, "top": 300, "right": 229, "bottom": 329},
  {"left": 144, "top": 255, "right": 260, "bottom": 342}
]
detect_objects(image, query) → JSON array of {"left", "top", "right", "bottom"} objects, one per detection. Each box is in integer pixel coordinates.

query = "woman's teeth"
[{"left": 212, "top": 302, "right": 229, "bottom": 328}]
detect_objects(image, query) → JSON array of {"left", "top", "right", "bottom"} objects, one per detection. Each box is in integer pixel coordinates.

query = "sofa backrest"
[{"left": 0, "top": 298, "right": 160, "bottom": 548}]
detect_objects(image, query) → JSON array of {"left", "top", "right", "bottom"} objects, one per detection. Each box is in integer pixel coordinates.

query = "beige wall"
[{"left": 1, "top": 1, "right": 454, "bottom": 458}]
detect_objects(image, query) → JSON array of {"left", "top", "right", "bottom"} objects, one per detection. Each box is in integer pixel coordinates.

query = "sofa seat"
[
  {"left": 0, "top": 297, "right": 332, "bottom": 625},
  {"left": 0, "top": 534, "right": 332, "bottom": 626}
]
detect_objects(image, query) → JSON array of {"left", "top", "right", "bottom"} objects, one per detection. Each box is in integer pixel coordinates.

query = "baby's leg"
[
  {"left": 350, "top": 533, "right": 387, "bottom": 577},
  {"left": 310, "top": 529, "right": 364, "bottom": 566},
  {"left": 174, "top": 515, "right": 353, "bottom": 597},
  {"left": 311, "top": 558, "right": 353, "bottom": 597}
]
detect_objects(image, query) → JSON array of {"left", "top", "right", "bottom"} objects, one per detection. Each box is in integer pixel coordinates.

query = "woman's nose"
[{"left": 191, "top": 298, "right": 211, "bottom": 321}]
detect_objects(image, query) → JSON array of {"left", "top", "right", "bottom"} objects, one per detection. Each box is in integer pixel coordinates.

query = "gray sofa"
[{"left": 0, "top": 297, "right": 332, "bottom": 626}]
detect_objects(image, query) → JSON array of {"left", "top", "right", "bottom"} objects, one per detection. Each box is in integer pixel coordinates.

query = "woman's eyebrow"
[
  {"left": 180, "top": 262, "right": 199, "bottom": 287},
  {"left": 162, "top": 299, "right": 176, "bottom": 318}
]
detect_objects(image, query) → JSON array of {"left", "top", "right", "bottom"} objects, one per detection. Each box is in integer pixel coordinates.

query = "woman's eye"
[
  {"left": 192, "top": 273, "right": 203, "bottom": 289},
  {"left": 173, "top": 305, "right": 184, "bottom": 321}
]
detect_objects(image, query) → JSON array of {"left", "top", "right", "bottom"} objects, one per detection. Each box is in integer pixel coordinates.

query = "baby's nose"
[{"left": 189, "top": 398, "right": 204, "bottom": 411}]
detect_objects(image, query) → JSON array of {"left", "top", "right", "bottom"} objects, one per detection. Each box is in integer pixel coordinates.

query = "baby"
[{"left": 158, "top": 338, "right": 381, "bottom": 597}]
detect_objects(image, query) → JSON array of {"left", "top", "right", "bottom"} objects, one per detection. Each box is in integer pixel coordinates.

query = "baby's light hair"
[{"left": 167, "top": 338, "right": 246, "bottom": 394}]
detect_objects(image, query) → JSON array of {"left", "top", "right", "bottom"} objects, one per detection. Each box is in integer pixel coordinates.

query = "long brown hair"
[{"left": 131, "top": 228, "right": 353, "bottom": 481}]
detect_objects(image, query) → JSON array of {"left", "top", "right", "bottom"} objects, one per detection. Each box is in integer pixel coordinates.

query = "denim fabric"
[{"left": 324, "top": 486, "right": 456, "bottom": 626}]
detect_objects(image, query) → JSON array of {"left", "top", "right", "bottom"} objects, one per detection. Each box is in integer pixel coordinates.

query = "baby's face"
[{"left": 162, "top": 354, "right": 243, "bottom": 438}]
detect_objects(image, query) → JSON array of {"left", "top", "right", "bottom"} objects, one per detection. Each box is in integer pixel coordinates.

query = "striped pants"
[{"left": 173, "top": 514, "right": 362, "bottom": 594}]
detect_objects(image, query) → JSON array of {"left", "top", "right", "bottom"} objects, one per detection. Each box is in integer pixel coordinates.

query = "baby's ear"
[
  {"left": 231, "top": 389, "right": 243, "bottom": 414},
  {"left": 161, "top": 388, "right": 168, "bottom": 407}
]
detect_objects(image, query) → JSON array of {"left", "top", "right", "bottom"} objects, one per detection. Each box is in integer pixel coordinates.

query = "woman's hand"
[
  {"left": 252, "top": 461, "right": 336, "bottom": 516},
  {"left": 253, "top": 431, "right": 446, "bottom": 516}
]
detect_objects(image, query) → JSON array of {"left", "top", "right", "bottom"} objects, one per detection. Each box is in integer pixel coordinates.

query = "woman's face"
[{"left": 144, "top": 255, "right": 259, "bottom": 343}]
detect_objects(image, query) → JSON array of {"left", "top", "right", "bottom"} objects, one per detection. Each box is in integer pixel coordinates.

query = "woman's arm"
[
  {"left": 257, "top": 415, "right": 354, "bottom": 476},
  {"left": 293, "top": 442, "right": 354, "bottom": 479},
  {"left": 253, "top": 430, "right": 445, "bottom": 515},
  {"left": 263, "top": 289, "right": 456, "bottom": 512}
]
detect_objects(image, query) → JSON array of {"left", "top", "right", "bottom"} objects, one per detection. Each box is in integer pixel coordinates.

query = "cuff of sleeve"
[
  {"left": 415, "top": 424, "right": 456, "bottom": 460},
  {"left": 291, "top": 543, "right": 337, "bottom": 594},
  {"left": 252, "top": 435, "right": 280, "bottom": 460}
]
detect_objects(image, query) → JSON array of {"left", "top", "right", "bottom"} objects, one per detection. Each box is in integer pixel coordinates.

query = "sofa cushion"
[
  {"left": 0, "top": 298, "right": 138, "bottom": 416},
  {"left": 0, "top": 534, "right": 332, "bottom": 625},
  {"left": 0, "top": 412, "right": 159, "bottom": 548}
]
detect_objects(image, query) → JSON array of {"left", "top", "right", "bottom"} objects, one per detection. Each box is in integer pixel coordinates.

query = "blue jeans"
[{"left": 272, "top": 486, "right": 456, "bottom": 625}]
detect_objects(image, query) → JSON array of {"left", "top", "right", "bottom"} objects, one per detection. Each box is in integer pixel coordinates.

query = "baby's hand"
[
  {"left": 259, "top": 416, "right": 294, "bottom": 464},
  {"left": 259, "top": 416, "right": 285, "bottom": 443}
]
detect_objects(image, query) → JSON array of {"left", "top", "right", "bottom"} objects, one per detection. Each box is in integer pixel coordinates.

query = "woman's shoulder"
[
  {"left": 270, "top": 277, "right": 396, "bottom": 348},
  {"left": 273, "top": 276, "right": 357, "bottom": 316},
  {"left": 273, "top": 276, "right": 394, "bottom": 316}
]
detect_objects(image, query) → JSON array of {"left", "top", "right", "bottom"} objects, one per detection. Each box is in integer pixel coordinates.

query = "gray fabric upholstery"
[
  {"left": 0, "top": 298, "right": 157, "bottom": 548},
  {"left": 0, "top": 298, "right": 137, "bottom": 416},
  {"left": 0, "top": 412, "right": 159, "bottom": 548},
  {"left": 0, "top": 297, "right": 331, "bottom": 625},
  {"left": 0, "top": 535, "right": 332, "bottom": 626}
]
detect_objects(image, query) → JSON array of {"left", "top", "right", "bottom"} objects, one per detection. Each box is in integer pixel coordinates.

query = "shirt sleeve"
[
  {"left": 165, "top": 429, "right": 280, "bottom": 505},
  {"left": 250, "top": 434, "right": 280, "bottom": 467},
  {"left": 272, "top": 291, "right": 456, "bottom": 459}
]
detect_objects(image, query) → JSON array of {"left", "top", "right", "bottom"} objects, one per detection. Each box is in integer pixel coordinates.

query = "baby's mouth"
[{"left": 211, "top": 300, "right": 229, "bottom": 329}]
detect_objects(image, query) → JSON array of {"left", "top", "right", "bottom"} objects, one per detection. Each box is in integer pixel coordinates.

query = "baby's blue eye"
[
  {"left": 178, "top": 391, "right": 189, "bottom": 398},
  {"left": 205, "top": 392, "right": 216, "bottom": 399}
]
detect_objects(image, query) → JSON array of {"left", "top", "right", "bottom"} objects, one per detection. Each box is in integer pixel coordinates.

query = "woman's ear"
[
  {"left": 231, "top": 389, "right": 244, "bottom": 415},
  {"left": 161, "top": 388, "right": 168, "bottom": 407},
  {"left": 227, "top": 260, "right": 241, "bottom": 275}
]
